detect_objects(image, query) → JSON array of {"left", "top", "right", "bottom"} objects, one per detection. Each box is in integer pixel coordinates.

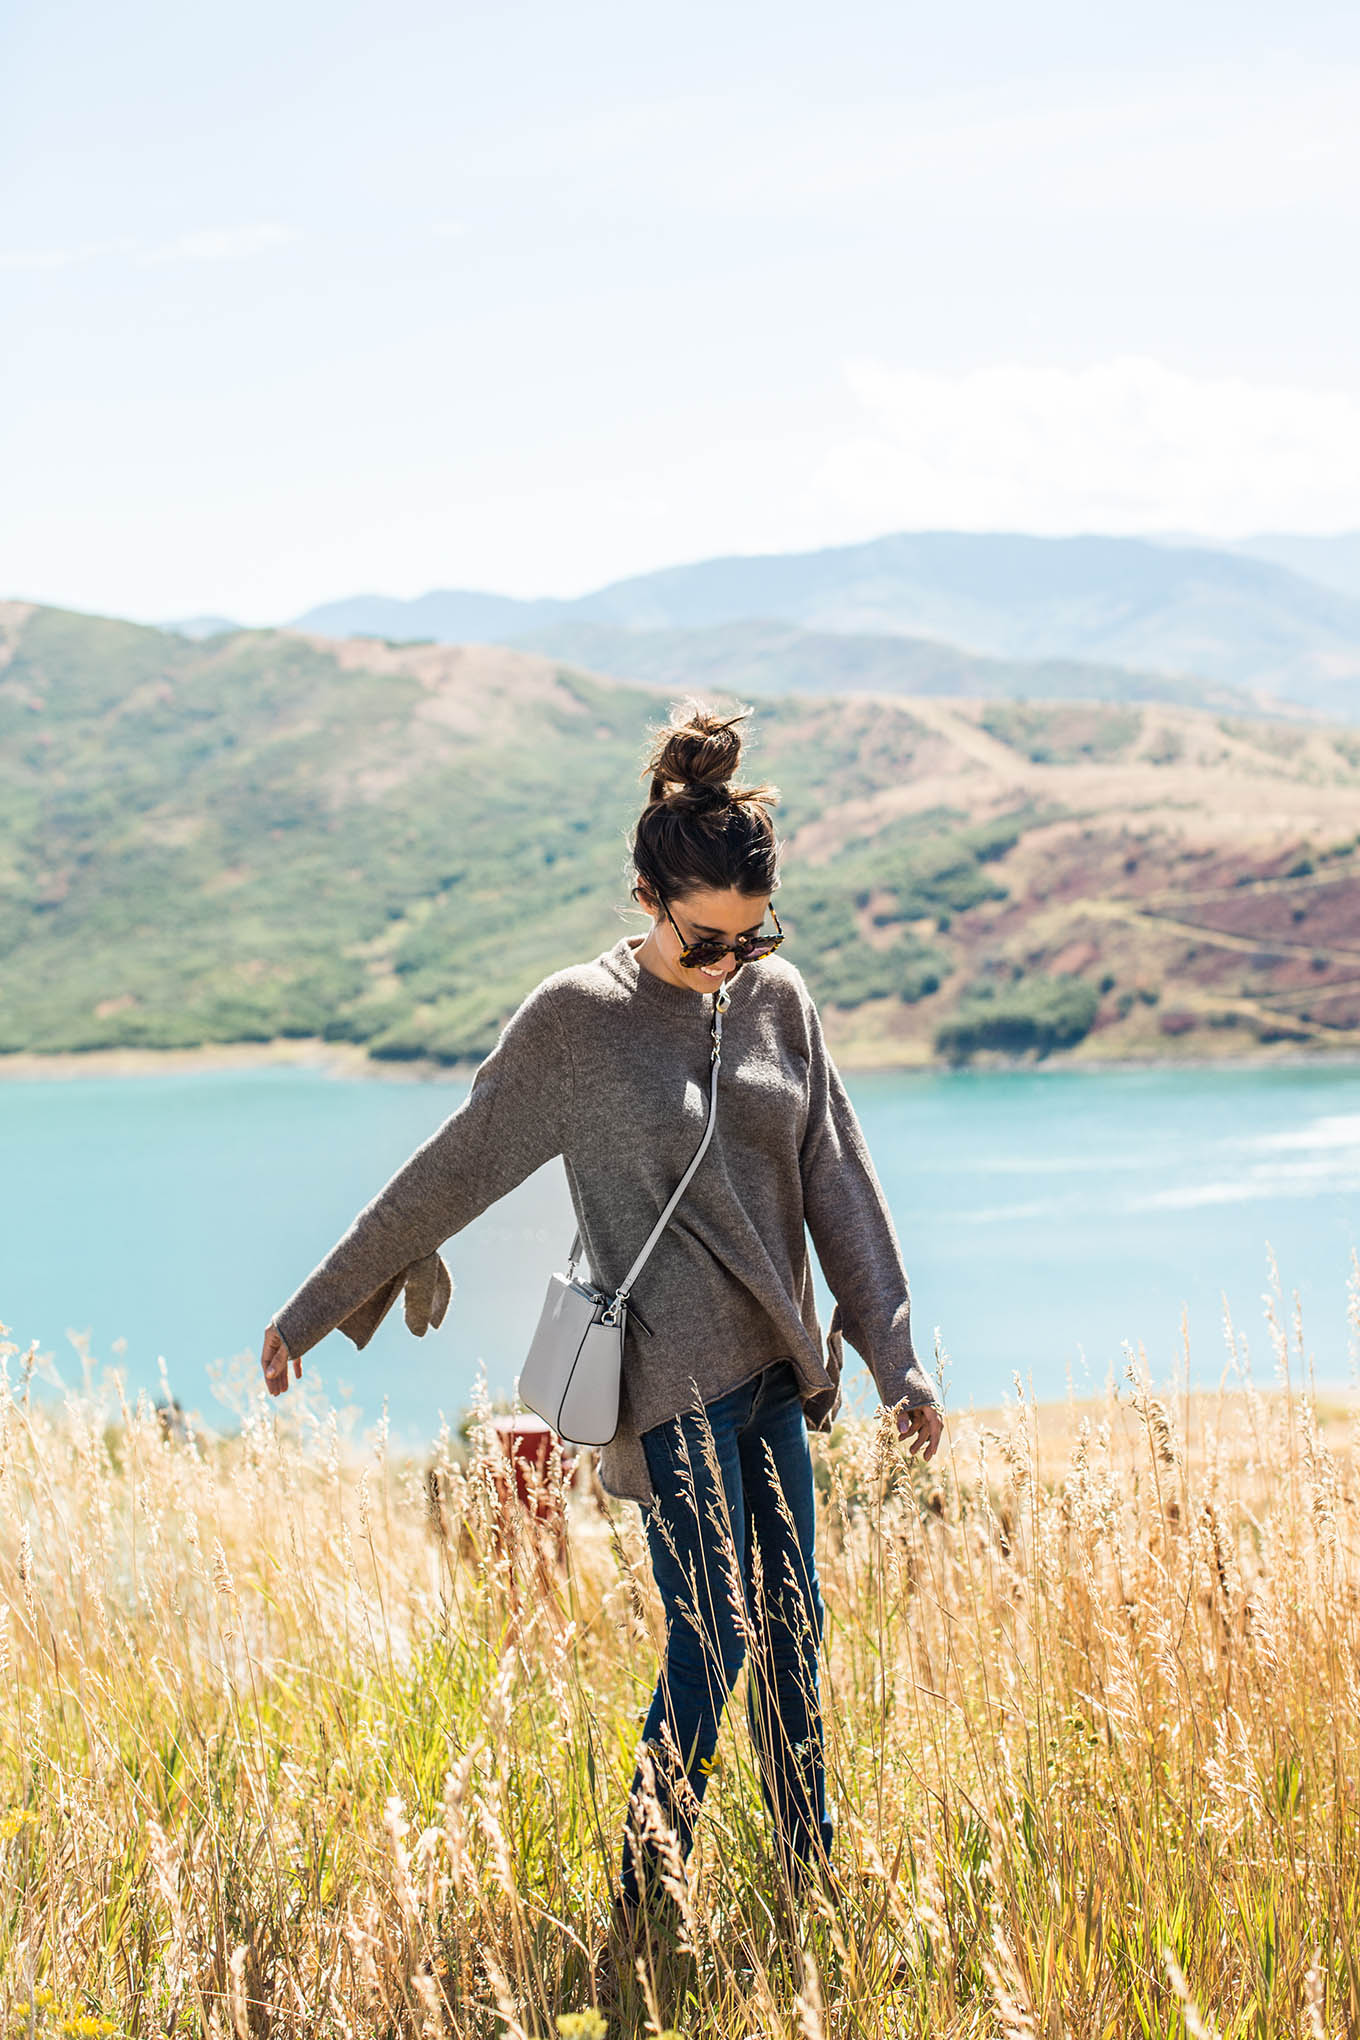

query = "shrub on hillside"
[
  {"left": 934, "top": 973, "right": 1100, "bottom": 1062},
  {"left": 797, "top": 931, "right": 947, "bottom": 1010}
]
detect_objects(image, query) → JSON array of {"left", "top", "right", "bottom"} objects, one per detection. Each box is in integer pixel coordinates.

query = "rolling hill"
[
  {"left": 505, "top": 618, "right": 1257, "bottom": 716},
  {"left": 292, "top": 531, "right": 1360, "bottom": 715},
  {"left": 3, "top": 599, "right": 1359, "bottom": 1072},
  {"left": 1217, "top": 532, "right": 1360, "bottom": 607}
]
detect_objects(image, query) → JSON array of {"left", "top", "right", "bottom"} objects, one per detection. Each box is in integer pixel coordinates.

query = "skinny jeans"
[{"left": 619, "top": 1357, "right": 834, "bottom": 1908}]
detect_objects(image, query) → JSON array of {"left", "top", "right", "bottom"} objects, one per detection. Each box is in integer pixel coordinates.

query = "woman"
[{"left": 259, "top": 697, "right": 943, "bottom": 1985}]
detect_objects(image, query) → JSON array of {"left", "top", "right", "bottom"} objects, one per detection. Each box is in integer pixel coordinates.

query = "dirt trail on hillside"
[{"left": 791, "top": 694, "right": 1358, "bottom": 868}]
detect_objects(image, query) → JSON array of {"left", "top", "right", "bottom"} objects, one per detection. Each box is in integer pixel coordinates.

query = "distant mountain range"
[
  {"left": 160, "top": 613, "right": 241, "bottom": 641},
  {"left": 276, "top": 531, "right": 1360, "bottom": 719},
  {"left": 502, "top": 619, "right": 1255, "bottom": 715},
  {"left": 1165, "top": 531, "right": 1360, "bottom": 605}
]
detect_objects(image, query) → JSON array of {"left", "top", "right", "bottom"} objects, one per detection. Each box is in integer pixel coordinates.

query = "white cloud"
[
  {"left": 138, "top": 223, "right": 300, "bottom": 264},
  {"left": 0, "top": 236, "right": 138, "bottom": 271},
  {"left": 822, "top": 354, "right": 1360, "bottom": 536},
  {"left": 0, "top": 224, "right": 299, "bottom": 272}
]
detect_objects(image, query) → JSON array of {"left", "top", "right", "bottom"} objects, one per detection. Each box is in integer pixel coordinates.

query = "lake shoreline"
[{"left": 5, "top": 1031, "right": 1360, "bottom": 1083}]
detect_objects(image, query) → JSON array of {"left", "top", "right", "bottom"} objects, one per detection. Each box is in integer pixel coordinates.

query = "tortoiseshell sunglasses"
[{"left": 659, "top": 895, "right": 785, "bottom": 970}]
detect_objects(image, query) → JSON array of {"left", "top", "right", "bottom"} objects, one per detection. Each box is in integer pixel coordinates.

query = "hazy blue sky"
[{"left": 4, "top": 1, "right": 1360, "bottom": 621}]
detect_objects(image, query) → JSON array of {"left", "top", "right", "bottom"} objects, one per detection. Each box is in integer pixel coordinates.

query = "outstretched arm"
[
  {"left": 799, "top": 988, "right": 941, "bottom": 1453},
  {"left": 265, "top": 978, "right": 575, "bottom": 1371}
]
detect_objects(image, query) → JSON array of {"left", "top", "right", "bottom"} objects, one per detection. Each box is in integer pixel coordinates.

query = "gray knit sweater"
[{"left": 271, "top": 932, "right": 939, "bottom": 1508}]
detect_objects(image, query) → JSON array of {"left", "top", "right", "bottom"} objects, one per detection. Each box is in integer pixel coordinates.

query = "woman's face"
[{"left": 637, "top": 883, "right": 775, "bottom": 992}]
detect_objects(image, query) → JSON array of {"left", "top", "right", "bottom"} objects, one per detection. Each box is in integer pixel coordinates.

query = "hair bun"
[
  {"left": 644, "top": 700, "right": 744, "bottom": 807},
  {"left": 631, "top": 693, "right": 781, "bottom": 908},
  {"left": 678, "top": 774, "right": 730, "bottom": 810}
]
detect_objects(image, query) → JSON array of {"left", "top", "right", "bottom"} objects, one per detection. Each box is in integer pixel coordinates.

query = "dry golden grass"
[{"left": 3, "top": 1250, "right": 1360, "bottom": 2038}]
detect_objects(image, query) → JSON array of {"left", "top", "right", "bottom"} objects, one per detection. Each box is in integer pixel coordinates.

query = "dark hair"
[{"left": 629, "top": 696, "right": 780, "bottom": 912}]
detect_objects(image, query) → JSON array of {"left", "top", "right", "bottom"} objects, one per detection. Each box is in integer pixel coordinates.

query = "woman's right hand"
[
  {"left": 261, "top": 1322, "right": 300, "bottom": 1397},
  {"left": 896, "top": 1401, "right": 943, "bottom": 1462}
]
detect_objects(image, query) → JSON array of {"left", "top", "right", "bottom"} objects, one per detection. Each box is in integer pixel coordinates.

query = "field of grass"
[{"left": 4, "top": 1252, "right": 1360, "bottom": 2037}]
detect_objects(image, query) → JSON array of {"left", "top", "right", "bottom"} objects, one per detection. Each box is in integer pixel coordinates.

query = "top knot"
[
  {"left": 630, "top": 692, "right": 782, "bottom": 909},
  {"left": 643, "top": 700, "right": 745, "bottom": 807},
  {"left": 678, "top": 775, "right": 730, "bottom": 810}
]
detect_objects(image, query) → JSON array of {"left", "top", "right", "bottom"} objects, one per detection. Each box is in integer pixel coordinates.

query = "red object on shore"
[{"left": 489, "top": 1414, "right": 576, "bottom": 1566}]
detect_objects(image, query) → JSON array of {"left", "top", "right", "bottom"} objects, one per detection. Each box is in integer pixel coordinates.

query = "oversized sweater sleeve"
[
  {"left": 271, "top": 979, "right": 574, "bottom": 1360},
  {"left": 798, "top": 987, "right": 939, "bottom": 1415}
]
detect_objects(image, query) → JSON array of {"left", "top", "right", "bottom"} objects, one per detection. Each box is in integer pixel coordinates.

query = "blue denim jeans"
[{"left": 619, "top": 1357, "right": 834, "bottom": 1908}]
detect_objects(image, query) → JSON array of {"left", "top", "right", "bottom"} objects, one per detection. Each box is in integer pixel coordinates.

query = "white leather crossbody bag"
[{"left": 516, "top": 976, "right": 732, "bottom": 1446}]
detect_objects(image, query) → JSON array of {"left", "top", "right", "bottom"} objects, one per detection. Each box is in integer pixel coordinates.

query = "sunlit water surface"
[{"left": 4, "top": 1060, "right": 1359, "bottom": 1453}]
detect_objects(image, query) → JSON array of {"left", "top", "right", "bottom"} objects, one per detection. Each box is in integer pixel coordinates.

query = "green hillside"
[
  {"left": 0, "top": 604, "right": 975, "bottom": 1061},
  {"left": 4, "top": 601, "right": 1359, "bottom": 1070}
]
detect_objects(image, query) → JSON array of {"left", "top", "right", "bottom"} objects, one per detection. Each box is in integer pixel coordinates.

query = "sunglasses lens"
[
  {"left": 683, "top": 939, "right": 780, "bottom": 966},
  {"left": 674, "top": 916, "right": 783, "bottom": 967}
]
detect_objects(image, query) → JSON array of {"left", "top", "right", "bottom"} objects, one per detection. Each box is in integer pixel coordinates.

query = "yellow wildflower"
[{"left": 555, "top": 2013, "right": 609, "bottom": 2039}]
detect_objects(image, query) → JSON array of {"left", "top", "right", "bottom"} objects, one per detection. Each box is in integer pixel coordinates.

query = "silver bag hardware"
[{"left": 516, "top": 975, "right": 731, "bottom": 1445}]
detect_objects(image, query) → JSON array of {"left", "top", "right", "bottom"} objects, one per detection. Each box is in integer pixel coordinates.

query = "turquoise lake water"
[{"left": 3, "top": 1060, "right": 1359, "bottom": 1455}]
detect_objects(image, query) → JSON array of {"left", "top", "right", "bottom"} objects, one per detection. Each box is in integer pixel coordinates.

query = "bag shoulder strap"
[{"left": 566, "top": 977, "right": 731, "bottom": 1316}]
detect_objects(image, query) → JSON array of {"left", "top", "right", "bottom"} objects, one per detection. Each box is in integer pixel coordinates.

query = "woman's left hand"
[
  {"left": 896, "top": 1403, "right": 943, "bottom": 1461},
  {"left": 261, "top": 1321, "right": 300, "bottom": 1398}
]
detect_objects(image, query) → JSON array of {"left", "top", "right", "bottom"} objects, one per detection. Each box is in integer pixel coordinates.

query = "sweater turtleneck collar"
[{"left": 611, "top": 933, "right": 740, "bottom": 1014}]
